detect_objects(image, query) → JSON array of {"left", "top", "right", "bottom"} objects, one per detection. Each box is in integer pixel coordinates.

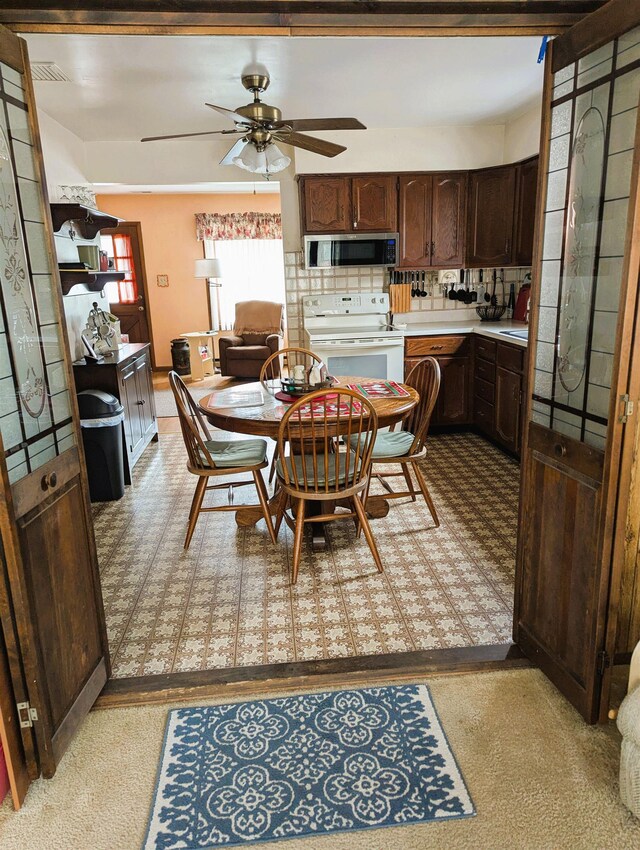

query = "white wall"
[
  {"left": 503, "top": 100, "right": 542, "bottom": 162},
  {"left": 286, "top": 125, "right": 507, "bottom": 174},
  {"left": 37, "top": 109, "right": 90, "bottom": 197}
]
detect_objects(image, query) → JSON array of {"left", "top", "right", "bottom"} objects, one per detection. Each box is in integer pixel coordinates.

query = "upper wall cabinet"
[
  {"left": 301, "top": 176, "right": 351, "bottom": 233},
  {"left": 351, "top": 175, "right": 397, "bottom": 232},
  {"left": 513, "top": 157, "right": 539, "bottom": 267},
  {"left": 300, "top": 174, "right": 397, "bottom": 234},
  {"left": 466, "top": 165, "right": 517, "bottom": 267},
  {"left": 398, "top": 173, "right": 466, "bottom": 269}
]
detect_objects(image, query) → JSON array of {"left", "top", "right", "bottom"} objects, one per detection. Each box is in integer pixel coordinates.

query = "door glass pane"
[
  {"left": 532, "top": 40, "right": 640, "bottom": 450},
  {"left": 0, "top": 61, "right": 76, "bottom": 482}
]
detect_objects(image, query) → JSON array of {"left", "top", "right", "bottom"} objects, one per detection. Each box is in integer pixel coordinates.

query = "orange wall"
[{"left": 96, "top": 193, "right": 281, "bottom": 368}]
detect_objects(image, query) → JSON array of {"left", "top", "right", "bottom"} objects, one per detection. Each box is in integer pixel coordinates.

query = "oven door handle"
[{"left": 319, "top": 340, "right": 401, "bottom": 350}]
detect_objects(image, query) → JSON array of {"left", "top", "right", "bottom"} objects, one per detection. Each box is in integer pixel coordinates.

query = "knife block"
[{"left": 390, "top": 284, "right": 411, "bottom": 314}]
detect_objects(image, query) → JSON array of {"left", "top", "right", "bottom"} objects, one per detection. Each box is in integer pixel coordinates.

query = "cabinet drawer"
[
  {"left": 475, "top": 376, "right": 495, "bottom": 405},
  {"left": 405, "top": 335, "right": 468, "bottom": 357},
  {"left": 475, "top": 336, "right": 496, "bottom": 362},
  {"left": 497, "top": 341, "right": 525, "bottom": 374},
  {"left": 474, "top": 395, "right": 495, "bottom": 433},
  {"left": 476, "top": 357, "right": 495, "bottom": 384}
]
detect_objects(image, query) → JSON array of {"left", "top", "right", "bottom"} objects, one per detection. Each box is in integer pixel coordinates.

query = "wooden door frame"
[
  {"left": 0, "top": 1, "right": 604, "bottom": 38},
  {"left": 514, "top": 6, "right": 640, "bottom": 722},
  {"left": 101, "top": 221, "right": 158, "bottom": 370}
]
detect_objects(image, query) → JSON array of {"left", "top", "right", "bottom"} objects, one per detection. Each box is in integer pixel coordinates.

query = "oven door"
[{"left": 311, "top": 338, "right": 404, "bottom": 382}]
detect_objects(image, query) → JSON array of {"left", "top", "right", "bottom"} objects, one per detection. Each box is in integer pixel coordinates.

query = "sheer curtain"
[{"left": 204, "top": 238, "right": 286, "bottom": 331}]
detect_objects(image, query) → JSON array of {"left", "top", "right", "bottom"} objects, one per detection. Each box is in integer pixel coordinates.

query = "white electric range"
[{"left": 302, "top": 293, "right": 404, "bottom": 382}]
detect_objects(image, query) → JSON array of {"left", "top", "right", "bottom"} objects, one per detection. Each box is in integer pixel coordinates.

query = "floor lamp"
[{"left": 194, "top": 258, "right": 223, "bottom": 333}]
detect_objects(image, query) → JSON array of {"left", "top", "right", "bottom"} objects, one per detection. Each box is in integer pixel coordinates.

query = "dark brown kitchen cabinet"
[
  {"left": 466, "top": 165, "right": 517, "bottom": 267},
  {"left": 398, "top": 173, "right": 466, "bottom": 268},
  {"left": 513, "top": 157, "right": 539, "bottom": 266},
  {"left": 351, "top": 175, "right": 397, "bottom": 232},
  {"left": 495, "top": 365, "right": 522, "bottom": 454},
  {"left": 405, "top": 335, "right": 471, "bottom": 426},
  {"left": 474, "top": 336, "right": 526, "bottom": 456},
  {"left": 399, "top": 175, "right": 431, "bottom": 267},
  {"left": 72, "top": 343, "right": 158, "bottom": 483},
  {"left": 301, "top": 176, "right": 351, "bottom": 233}
]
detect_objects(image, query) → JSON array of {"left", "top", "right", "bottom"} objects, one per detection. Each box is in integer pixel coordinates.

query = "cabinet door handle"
[
  {"left": 554, "top": 442, "right": 567, "bottom": 458},
  {"left": 505, "top": 237, "right": 511, "bottom": 256},
  {"left": 138, "top": 306, "right": 145, "bottom": 312},
  {"left": 431, "top": 241, "right": 435, "bottom": 256},
  {"left": 353, "top": 220, "right": 357, "bottom": 229},
  {"left": 136, "top": 399, "right": 145, "bottom": 405},
  {"left": 430, "top": 345, "right": 444, "bottom": 350}
]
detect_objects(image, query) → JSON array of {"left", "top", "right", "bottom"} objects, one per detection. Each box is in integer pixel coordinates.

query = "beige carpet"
[
  {"left": 1, "top": 669, "right": 638, "bottom": 849},
  {"left": 93, "top": 432, "right": 517, "bottom": 678}
]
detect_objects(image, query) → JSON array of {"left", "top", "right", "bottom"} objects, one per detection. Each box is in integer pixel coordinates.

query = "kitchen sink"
[{"left": 498, "top": 329, "right": 529, "bottom": 340}]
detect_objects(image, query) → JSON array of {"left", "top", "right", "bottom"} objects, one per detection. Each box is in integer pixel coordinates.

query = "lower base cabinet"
[
  {"left": 405, "top": 333, "right": 526, "bottom": 456},
  {"left": 73, "top": 342, "right": 158, "bottom": 483}
]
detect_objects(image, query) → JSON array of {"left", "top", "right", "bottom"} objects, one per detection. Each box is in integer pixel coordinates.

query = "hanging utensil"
[
  {"left": 420, "top": 270, "right": 427, "bottom": 297},
  {"left": 470, "top": 268, "right": 478, "bottom": 303},
  {"left": 491, "top": 268, "right": 498, "bottom": 305},
  {"left": 448, "top": 274, "right": 456, "bottom": 300},
  {"left": 409, "top": 271, "right": 416, "bottom": 297},
  {"left": 482, "top": 268, "right": 490, "bottom": 302}
]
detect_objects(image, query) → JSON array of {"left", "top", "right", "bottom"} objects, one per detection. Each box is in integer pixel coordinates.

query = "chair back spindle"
[{"left": 169, "top": 370, "right": 217, "bottom": 471}]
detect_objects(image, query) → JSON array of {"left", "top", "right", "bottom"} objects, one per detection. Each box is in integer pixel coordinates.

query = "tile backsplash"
[{"left": 284, "top": 251, "right": 531, "bottom": 346}]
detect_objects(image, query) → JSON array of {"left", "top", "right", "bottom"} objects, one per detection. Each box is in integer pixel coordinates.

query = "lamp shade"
[
  {"left": 231, "top": 142, "right": 291, "bottom": 176},
  {"left": 194, "top": 258, "right": 222, "bottom": 279}
]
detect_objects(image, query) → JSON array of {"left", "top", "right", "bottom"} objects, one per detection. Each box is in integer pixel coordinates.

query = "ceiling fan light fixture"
[{"left": 231, "top": 141, "right": 290, "bottom": 178}]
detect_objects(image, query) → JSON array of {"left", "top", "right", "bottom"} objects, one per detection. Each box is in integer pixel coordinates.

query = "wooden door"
[
  {"left": 466, "top": 166, "right": 516, "bottom": 266},
  {"left": 431, "top": 173, "right": 466, "bottom": 267},
  {"left": 515, "top": 5, "right": 640, "bottom": 723},
  {"left": 495, "top": 366, "right": 522, "bottom": 454},
  {"left": 398, "top": 175, "right": 431, "bottom": 268},
  {"left": 301, "top": 176, "right": 350, "bottom": 232},
  {"left": 351, "top": 175, "right": 397, "bottom": 232},
  {"left": 100, "top": 223, "right": 151, "bottom": 348},
  {"left": 513, "top": 158, "right": 539, "bottom": 266},
  {"left": 0, "top": 26, "right": 109, "bottom": 780}
]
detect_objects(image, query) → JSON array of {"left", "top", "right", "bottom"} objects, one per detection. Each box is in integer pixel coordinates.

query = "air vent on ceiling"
[{"left": 30, "top": 62, "right": 71, "bottom": 82}]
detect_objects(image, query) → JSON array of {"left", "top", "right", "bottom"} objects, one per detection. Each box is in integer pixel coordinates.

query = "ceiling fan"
[{"left": 141, "top": 72, "right": 366, "bottom": 176}]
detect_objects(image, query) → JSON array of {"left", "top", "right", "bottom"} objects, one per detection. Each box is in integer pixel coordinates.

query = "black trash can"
[
  {"left": 171, "top": 338, "right": 191, "bottom": 376},
  {"left": 77, "top": 389, "right": 125, "bottom": 502}
]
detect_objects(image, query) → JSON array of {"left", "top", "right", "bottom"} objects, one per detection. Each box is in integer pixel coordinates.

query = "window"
[
  {"left": 204, "top": 238, "right": 286, "bottom": 330},
  {"left": 100, "top": 233, "right": 138, "bottom": 304}
]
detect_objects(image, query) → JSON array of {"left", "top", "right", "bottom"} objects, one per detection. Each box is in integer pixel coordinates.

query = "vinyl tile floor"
[{"left": 93, "top": 431, "right": 518, "bottom": 678}]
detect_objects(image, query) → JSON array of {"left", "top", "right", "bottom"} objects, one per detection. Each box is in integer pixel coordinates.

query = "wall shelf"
[
  {"left": 50, "top": 203, "right": 123, "bottom": 240},
  {"left": 59, "top": 269, "right": 125, "bottom": 296}
]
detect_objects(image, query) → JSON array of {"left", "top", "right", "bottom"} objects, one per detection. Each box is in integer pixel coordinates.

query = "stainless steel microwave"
[{"left": 304, "top": 232, "right": 399, "bottom": 269}]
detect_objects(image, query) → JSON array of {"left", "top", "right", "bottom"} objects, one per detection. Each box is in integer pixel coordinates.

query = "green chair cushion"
[
  {"left": 203, "top": 438, "right": 267, "bottom": 468},
  {"left": 349, "top": 430, "right": 415, "bottom": 458},
  {"left": 276, "top": 452, "right": 358, "bottom": 487}
]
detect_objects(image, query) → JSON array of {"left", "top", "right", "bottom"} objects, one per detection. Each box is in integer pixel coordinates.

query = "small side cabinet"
[{"left": 73, "top": 342, "right": 158, "bottom": 483}]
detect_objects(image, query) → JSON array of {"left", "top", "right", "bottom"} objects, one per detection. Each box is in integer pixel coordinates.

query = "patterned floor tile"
[{"left": 93, "top": 430, "right": 519, "bottom": 678}]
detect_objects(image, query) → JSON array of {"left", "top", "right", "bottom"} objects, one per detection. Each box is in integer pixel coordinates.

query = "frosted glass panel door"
[
  {"left": 532, "top": 32, "right": 640, "bottom": 449},
  {"left": 0, "top": 61, "right": 75, "bottom": 482}
]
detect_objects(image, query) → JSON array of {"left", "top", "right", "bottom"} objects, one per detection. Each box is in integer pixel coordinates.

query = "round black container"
[{"left": 171, "top": 338, "right": 191, "bottom": 375}]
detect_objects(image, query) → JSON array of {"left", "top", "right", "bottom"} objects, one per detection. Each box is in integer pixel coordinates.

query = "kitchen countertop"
[{"left": 398, "top": 319, "right": 529, "bottom": 348}]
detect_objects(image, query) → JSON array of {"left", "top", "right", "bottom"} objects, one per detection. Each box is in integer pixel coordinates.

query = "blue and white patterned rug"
[{"left": 143, "top": 685, "right": 475, "bottom": 849}]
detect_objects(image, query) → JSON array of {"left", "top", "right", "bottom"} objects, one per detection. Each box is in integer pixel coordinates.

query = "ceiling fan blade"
[
  {"left": 276, "top": 118, "right": 366, "bottom": 132},
  {"left": 141, "top": 129, "right": 244, "bottom": 142},
  {"left": 274, "top": 132, "right": 346, "bottom": 158},
  {"left": 206, "top": 102, "right": 258, "bottom": 126},
  {"left": 220, "top": 137, "right": 249, "bottom": 166}
]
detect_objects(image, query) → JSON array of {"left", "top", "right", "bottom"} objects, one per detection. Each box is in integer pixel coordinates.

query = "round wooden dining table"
[{"left": 198, "top": 377, "right": 419, "bottom": 548}]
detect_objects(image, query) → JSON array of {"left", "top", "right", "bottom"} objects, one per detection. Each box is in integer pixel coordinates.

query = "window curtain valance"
[{"left": 195, "top": 212, "right": 282, "bottom": 241}]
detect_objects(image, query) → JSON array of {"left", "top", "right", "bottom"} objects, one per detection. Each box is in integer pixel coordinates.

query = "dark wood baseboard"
[{"left": 95, "top": 643, "right": 530, "bottom": 709}]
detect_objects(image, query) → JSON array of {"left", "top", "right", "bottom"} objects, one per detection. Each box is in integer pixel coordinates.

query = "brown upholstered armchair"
[{"left": 219, "top": 300, "right": 284, "bottom": 379}]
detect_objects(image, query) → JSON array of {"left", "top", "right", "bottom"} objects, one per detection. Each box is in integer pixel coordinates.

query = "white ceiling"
[
  {"left": 94, "top": 181, "right": 280, "bottom": 194},
  {"left": 24, "top": 34, "right": 544, "bottom": 142}
]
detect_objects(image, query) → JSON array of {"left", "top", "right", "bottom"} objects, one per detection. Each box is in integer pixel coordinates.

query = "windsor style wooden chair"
[
  {"left": 260, "top": 346, "right": 325, "bottom": 481},
  {"left": 352, "top": 356, "right": 441, "bottom": 528},
  {"left": 274, "top": 387, "right": 382, "bottom": 584},
  {"left": 169, "top": 371, "right": 276, "bottom": 549}
]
